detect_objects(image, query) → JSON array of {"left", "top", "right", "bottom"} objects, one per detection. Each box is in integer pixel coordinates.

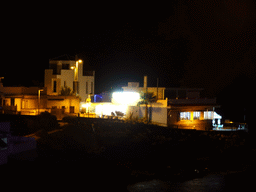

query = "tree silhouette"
[
  {"left": 60, "top": 86, "right": 74, "bottom": 96},
  {"left": 137, "top": 92, "right": 157, "bottom": 123}
]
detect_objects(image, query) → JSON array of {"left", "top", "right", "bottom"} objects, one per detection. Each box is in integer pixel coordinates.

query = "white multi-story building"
[{"left": 44, "top": 55, "right": 95, "bottom": 102}]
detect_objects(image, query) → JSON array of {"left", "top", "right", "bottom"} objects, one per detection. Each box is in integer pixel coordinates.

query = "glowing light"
[
  {"left": 112, "top": 92, "right": 140, "bottom": 106},
  {"left": 78, "top": 60, "right": 82, "bottom": 63},
  {"left": 82, "top": 103, "right": 90, "bottom": 108},
  {"left": 95, "top": 103, "right": 128, "bottom": 117}
]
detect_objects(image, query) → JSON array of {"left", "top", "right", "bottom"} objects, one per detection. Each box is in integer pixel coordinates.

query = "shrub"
[{"left": 33, "top": 112, "right": 59, "bottom": 132}]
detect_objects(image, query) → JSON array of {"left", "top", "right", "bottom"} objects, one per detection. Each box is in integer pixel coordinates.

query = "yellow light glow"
[
  {"left": 82, "top": 103, "right": 91, "bottom": 108},
  {"left": 78, "top": 60, "right": 82, "bottom": 63},
  {"left": 95, "top": 103, "right": 128, "bottom": 116},
  {"left": 112, "top": 92, "right": 140, "bottom": 106},
  {"left": 71, "top": 66, "right": 75, "bottom": 69}
]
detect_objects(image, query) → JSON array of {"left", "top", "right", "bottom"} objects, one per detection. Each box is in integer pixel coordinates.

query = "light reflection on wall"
[
  {"left": 95, "top": 103, "right": 128, "bottom": 117},
  {"left": 94, "top": 92, "right": 141, "bottom": 117},
  {"left": 112, "top": 92, "right": 140, "bottom": 106}
]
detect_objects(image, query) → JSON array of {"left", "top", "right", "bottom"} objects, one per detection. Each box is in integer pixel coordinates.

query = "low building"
[
  {"left": 127, "top": 99, "right": 169, "bottom": 126},
  {"left": 93, "top": 91, "right": 112, "bottom": 102},
  {"left": 92, "top": 76, "right": 222, "bottom": 130},
  {"left": 0, "top": 81, "right": 80, "bottom": 119},
  {"left": 166, "top": 88, "right": 222, "bottom": 130}
]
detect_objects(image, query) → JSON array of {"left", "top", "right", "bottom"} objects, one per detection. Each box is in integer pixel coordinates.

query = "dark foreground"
[{"left": 2, "top": 117, "right": 256, "bottom": 191}]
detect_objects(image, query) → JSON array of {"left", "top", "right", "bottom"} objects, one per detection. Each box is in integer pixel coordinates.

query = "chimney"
[{"left": 144, "top": 76, "right": 147, "bottom": 90}]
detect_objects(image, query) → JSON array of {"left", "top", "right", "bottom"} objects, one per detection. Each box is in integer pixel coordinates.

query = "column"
[
  {"left": 200, "top": 111, "right": 204, "bottom": 120},
  {"left": 190, "top": 111, "right": 193, "bottom": 121}
]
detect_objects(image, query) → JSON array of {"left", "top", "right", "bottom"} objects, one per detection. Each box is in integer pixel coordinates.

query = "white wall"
[
  {"left": 79, "top": 75, "right": 94, "bottom": 102},
  {"left": 150, "top": 107, "right": 167, "bottom": 126},
  {"left": 45, "top": 63, "right": 95, "bottom": 101},
  {"left": 127, "top": 105, "right": 168, "bottom": 126},
  {"left": 44, "top": 69, "right": 57, "bottom": 95},
  {"left": 58, "top": 70, "right": 74, "bottom": 90}
]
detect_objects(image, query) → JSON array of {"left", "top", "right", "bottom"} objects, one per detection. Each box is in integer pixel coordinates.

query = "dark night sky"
[{"left": 2, "top": 1, "right": 256, "bottom": 123}]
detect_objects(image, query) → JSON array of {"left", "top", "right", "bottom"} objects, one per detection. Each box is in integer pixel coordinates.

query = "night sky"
[{"left": 2, "top": 1, "right": 256, "bottom": 123}]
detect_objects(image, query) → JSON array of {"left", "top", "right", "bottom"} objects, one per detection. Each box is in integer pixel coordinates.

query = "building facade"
[
  {"left": 166, "top": 88, "right": 222, "bottom": 130},
  {"left": 44, "top": 55, "right": 95, "bottom": 102},
  {"left": 0, "top": 82, "right": 80, "bottom": 119},
  {"left": 121, "top": 78, "right": 222, "bottom": 130}
]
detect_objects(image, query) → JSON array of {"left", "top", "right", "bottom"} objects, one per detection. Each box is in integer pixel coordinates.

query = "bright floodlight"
[
  {"left": 95, "top": 103, "right": 128, "bottom": 116},
  {"left": 112, "top": 92, "right": 140, "bottom": 106}
]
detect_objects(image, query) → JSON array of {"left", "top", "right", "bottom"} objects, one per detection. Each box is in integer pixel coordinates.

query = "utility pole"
[
  {"left": 157, "top": 78, "right": 159, "bottom": 100},
  {"left": 38, "top": 89, "right": 44, "bottom": 115}
]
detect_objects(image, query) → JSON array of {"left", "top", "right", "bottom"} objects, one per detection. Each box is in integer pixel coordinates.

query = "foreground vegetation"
[
  {"left": 36, "top": 116, "right": 255, "bottom": 174},
  {"left": 2, "top": 114, "right": 255, "bottom": 187}
]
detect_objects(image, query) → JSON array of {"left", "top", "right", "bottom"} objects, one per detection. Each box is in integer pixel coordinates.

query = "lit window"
[
  {"left": 193, "top": 111, "right": 200, "bottom": 120},
  {"left": 204, "top": 111, "right": 213, "bottom": 119},
  {"left": 180, "top": 112, "right": 191, "bottom": 120}
]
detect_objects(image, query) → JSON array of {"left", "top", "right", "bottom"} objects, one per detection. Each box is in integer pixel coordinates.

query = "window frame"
[{"left": 180, "top": 112, "right": 191, "bottom": 120}]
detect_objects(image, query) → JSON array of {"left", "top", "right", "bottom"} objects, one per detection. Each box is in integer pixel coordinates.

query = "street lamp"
[
  {"left": 71, "top": 59, "right": 82, "bottom": 95},
  {"left": 38, "top": 89, "right": 44, "bottom": 115}
]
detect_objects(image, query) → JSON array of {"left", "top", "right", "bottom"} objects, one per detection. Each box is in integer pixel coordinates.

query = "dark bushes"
[{"left": 33, "top": 112, "right": 59, "bottom": 132}]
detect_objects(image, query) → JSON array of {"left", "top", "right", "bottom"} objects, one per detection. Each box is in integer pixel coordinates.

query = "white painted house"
[{"left": 44, "top": 55, "right": 95, "bottom": 102}]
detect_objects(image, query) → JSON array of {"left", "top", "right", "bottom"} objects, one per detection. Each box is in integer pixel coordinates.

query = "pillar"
[
  {"left": 190, "top": 111, "right": 193, "bottom": 121},
  {"left": 200, "top": 111, "right": 204, "bottom": 120}
]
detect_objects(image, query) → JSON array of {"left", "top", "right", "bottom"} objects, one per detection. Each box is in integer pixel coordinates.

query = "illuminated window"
[
  {"left": 180, "top": 112, "right": 191, "bottom": 120},
  {"left": 193, "top": 111, "right": 200, "bottom": 120},
  {"left": 204, "top": 111, "right": 213, "bottom": 119}
]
